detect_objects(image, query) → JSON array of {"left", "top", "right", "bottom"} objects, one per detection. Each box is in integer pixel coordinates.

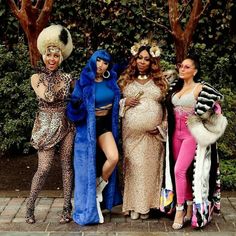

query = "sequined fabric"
[{"left": 122, "top": 80, "right": 165, "bottom": 214}]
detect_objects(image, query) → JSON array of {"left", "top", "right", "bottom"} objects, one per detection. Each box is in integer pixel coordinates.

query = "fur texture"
[
  {"left": 187, "top": 111, "right": 228, "bottom": 146},
  {"left": 37, "top": 24, "right": 73, "bottom": 60},
  {"left": 66, "top": 50, "right": 122, "bottom": 225},
  {"left": 166, "top": 80, "right": 227, "bottom": 228},
  {"left": 195, "top": 83, "right": 224, "bottom": 116}
]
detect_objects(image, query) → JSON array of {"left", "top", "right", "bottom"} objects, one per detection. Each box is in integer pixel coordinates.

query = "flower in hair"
[
  {"left": 149, "top": 45, "right": 161, "bottom": 57},
  {"left": 140, "top": 38, "right": 149, "bottom": 46},
  {"left": 130, "top": 38, "right": 161, "bottom": 58},
  {"left": 130, "top": 42, "right": 140, "bottom": 57}
]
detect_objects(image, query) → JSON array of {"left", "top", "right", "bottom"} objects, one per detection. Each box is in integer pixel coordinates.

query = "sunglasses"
[{"left": 177, "top": 63, "right": 194, "bottom": 70}]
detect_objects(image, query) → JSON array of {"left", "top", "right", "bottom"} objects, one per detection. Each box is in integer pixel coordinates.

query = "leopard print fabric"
[
  {"left": 27, "top": 71, "right": 75, "bottom": 217},
  {"left": 31, "top": 72, "right": 74, "bottom": 150},
  {"left": 26, "top": 130, "right": 74, "bottom": 211}
]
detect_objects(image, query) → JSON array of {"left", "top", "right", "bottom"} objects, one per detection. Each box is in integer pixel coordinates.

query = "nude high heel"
[
  {"left": 130, "top": 211, "right": 140, "bottom": 220},
  {"left": 172, "top": 204, "right": 185, "bottom": 230},
  {"left": 184, "top": 200, "right": 193, "bottom": 223}
]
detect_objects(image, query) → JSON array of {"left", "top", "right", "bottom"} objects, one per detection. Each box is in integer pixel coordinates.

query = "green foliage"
[
  {"left": 217, "top": 88, "right": 236, "bottom": 159},
  {"left": 220, "top": 159, "right": 236, "bottom": 190},
  {"left": 0, "top": 0, "right": 235, "bottom": 166},
  {"left": 0, "top": 43, "right": 36, "bottom": 155},
  {"left": 0, "top": 0, "right": 21, "bottom": 45}
]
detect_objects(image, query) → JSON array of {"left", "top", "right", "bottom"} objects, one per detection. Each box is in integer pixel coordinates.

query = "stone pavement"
[{"left": 0, "top": 191, "right": 235, "bottom": 236}]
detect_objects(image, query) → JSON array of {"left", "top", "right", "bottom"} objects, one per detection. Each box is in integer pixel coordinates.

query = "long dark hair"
[
  {"left": 168, "top": 54, "right": 201, "bottom": 97},
  {"left": 118, "top": 46, "right": 168, "bottom": 98}
]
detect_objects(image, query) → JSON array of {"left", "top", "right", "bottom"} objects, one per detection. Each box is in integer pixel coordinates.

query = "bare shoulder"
[
  {"left": 194, "top": 83, "right": 203, "bottom": 97},
  {"left": 30, "top": 74, "right": 40, "bottom": 88}
]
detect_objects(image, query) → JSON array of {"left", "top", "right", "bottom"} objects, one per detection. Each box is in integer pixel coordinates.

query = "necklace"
[
  {"left": 137, "top": 75, "right": 148, "bottom": 80},
  {"left": 95, "top": 76, "right": 103, "bottom": 82}
]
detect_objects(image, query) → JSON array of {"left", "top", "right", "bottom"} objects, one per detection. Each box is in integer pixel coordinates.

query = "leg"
[
  {"left": 97, "top": 131, "right": 119, "bottom": 181},
  {"left": 96, "top": 131, "right": 119, "bottom": 223},
  {"left": 184, "top": 200, "right": 193, "bottom": 223},
  {"left": 59, "top": 131, "right": 74, "bottom": 223},
  {"left": 173, "top": 137, "right": 196, "bottom": 229},
  {"left": 174, "top": 137, "right": 196, "bottom": 204},
  {"left": 26, "top": 148, "right": 55, "bottom": 223},
  {"left": 172, "top": 130, "right": 182, "bottom": 162}
]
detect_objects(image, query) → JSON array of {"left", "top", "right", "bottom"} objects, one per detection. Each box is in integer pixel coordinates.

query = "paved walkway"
[{"left": 0, "top": 191, "right": 235, "bottom": 236}]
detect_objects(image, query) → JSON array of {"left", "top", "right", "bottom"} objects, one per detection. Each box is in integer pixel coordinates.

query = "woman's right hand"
[{"left": 125, "top": 97, "right": 140, "bottom": 107}]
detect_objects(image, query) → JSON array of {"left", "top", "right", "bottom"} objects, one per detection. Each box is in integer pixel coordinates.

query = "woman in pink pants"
[
  {"left": 165, "top": 55, "right": 227, "bottom": 230},
  {"left": 170, "top": 56, "right": 202, "bottom": 230}
]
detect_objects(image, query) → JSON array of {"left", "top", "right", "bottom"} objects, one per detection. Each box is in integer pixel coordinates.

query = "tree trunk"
[
  {"left": 173, "top": 31, "right": 192, "bottom": 63},
  {"left": 26, "top": 29, "right": 41, "bottom": 67},
  {"left": 168, "top": 0, "right": 203, "bottom": 63},
  {"left": 6, "top": 0, "right": 54, "bottom": 68}
]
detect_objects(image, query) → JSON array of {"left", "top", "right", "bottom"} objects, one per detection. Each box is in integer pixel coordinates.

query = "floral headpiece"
[{"left": 130, "top": 39, "right": 161, "bottom": 58}]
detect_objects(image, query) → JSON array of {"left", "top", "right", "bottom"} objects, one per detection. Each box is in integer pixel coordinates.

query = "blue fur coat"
[{"left": 66, "top": 69, "right": 122, "bottom": 225}]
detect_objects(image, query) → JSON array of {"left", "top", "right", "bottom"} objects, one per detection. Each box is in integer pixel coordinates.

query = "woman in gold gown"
[{"left": 118, "top": 39, "right": 168, "bottom": 220}]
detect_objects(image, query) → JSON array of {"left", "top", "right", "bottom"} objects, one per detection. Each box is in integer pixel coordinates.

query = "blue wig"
[{"left": 80, "top": 50, "right": 116, "bottom": 87}]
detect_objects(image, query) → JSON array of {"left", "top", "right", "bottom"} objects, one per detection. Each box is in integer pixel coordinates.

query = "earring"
[{"left": 103, "top": 70, "right": 110, "bottom": 79}]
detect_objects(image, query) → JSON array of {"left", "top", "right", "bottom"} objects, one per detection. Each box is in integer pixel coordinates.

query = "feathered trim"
[{"left": 187, "top": 111, "right": 227, "bottom": 146}]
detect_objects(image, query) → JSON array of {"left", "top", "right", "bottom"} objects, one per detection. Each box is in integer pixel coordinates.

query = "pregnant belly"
[{"left": 124, "top": 103, "right": 163, "bottom": 132}]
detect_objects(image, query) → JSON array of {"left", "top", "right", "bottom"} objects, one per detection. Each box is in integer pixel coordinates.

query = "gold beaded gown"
[{"left": 122, "top": 79, "right": 165, "bottom": 214}]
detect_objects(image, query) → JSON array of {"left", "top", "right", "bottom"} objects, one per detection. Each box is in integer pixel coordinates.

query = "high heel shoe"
[
  {"left": 59, "top": 205, "right": 72, "bottom": 224},
  {"left": 184, "top": 200, "right": 193, "bottom": 223},
  {"left": 130, "top": 211, "right": 140, "bottom": 220},
  {"left": 172, "top": 204, "right": 184, "bottom": 230},
  {"left": 25, "top": 208, "right": 35, "bottom": 224},
  {"left": 140, "top": 213, "right": 149, "bottom": 220}
]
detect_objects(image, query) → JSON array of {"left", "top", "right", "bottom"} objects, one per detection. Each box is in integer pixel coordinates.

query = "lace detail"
[{"left": 174, "top": 106, "right": 195, "bottom": 116}]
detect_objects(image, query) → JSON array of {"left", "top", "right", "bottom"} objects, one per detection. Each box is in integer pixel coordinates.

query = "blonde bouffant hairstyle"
[{"left": 37, "top": 24, "right": 73, "bottom": 61}]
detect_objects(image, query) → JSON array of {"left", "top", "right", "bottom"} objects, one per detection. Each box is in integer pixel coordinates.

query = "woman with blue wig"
[{"left": 67, "top": 50, "right": 122, "bottom": 225}]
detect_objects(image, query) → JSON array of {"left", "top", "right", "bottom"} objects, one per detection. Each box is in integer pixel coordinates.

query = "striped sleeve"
[{"left": 195, "top": 82, "right": 224, "bottom": 115}]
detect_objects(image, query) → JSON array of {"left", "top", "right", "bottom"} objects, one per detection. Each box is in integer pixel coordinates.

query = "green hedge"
[
  {"left": 0, "top": 1, "right": 235, "bottom": 189},
  {"left": 0, "top": 43, "right": 36, "bottom": 155},
  {"left": 220, "top": 159, "right": 236, "bottom": 190}
]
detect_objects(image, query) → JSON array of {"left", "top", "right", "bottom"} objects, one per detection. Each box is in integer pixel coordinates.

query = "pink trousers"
[{"left": 172, "top": 110, "right": 197, "bottom": 204}]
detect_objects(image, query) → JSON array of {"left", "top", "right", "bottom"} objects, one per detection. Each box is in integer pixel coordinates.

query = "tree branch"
[
  {"left": 195, "top": 0, "right": 210, "bottom": 20},
  {"left": 168, "top": 0, "right": 183, "bottom": 34},
  {"left": 142, "top": 15, "right": 173, "bottom": 35},
  {"left": 6, "top": 0, "right": 19, "bottom": 19},
  {"left": 21, "top": 0, "right": 28, "bottom": 10},
  {"left": 37, "top": 0, "right": 54, "bottom": 27},
  {"left": 184, "top": 0, "right": 203, "bottom": 44},
  {"left": 178, "top": 0, "right": 192, "bottom": 21},
  {"left": 35, "top": 0, "right": 44, "bottom": 9},
  {"left": 24, "top": 0, "right": 33, "bottom": 20}
]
